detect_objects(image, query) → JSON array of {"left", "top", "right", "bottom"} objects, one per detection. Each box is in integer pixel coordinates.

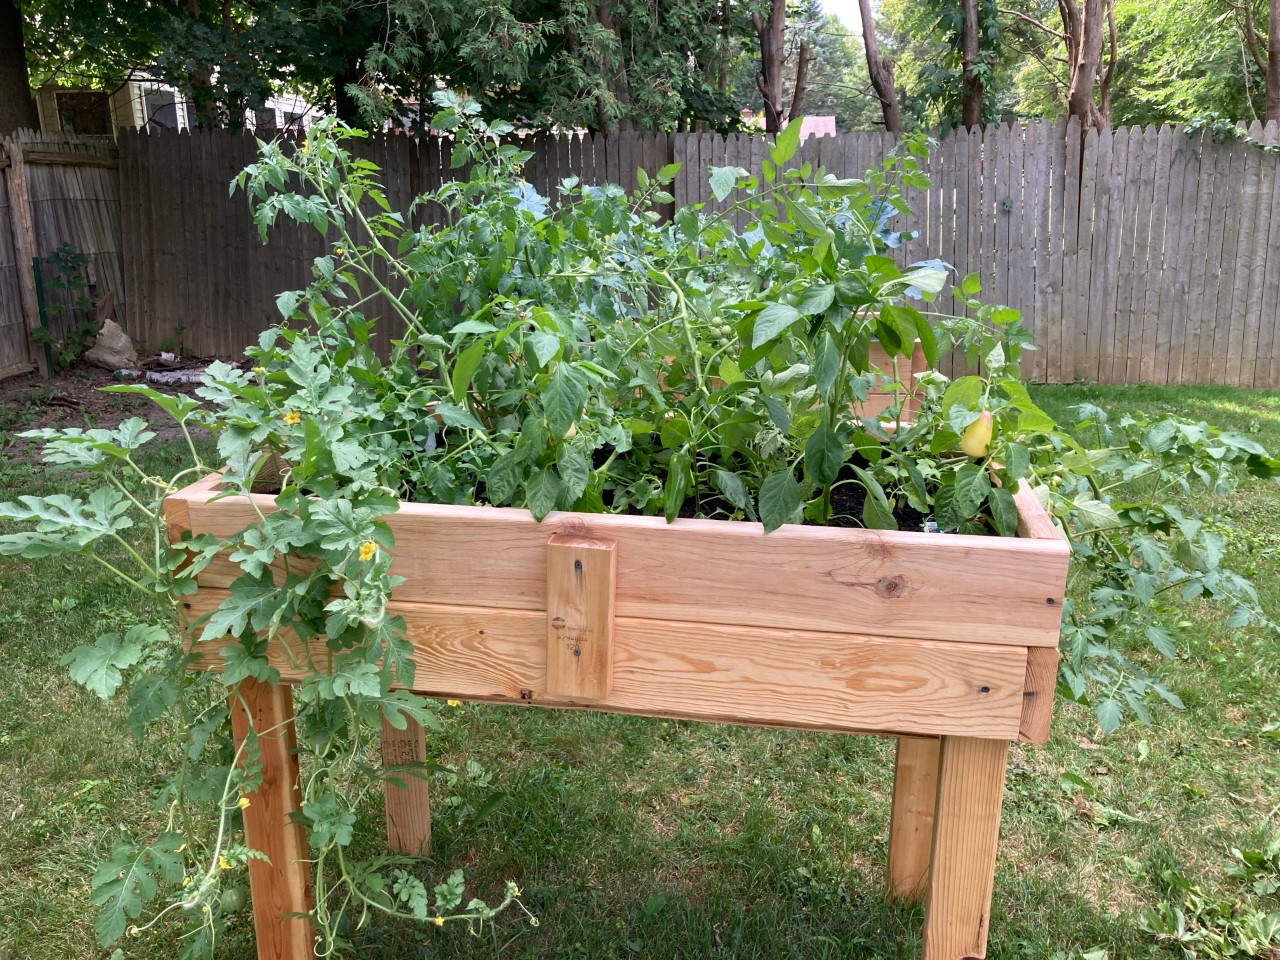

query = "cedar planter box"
[{"left": 166, "top": 471, "right": 1068, "bottom": 960}]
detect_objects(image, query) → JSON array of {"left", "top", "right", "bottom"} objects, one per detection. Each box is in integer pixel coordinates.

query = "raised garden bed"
[{"left": 167, "top": 468, "right": 1068, "bottom": 960}]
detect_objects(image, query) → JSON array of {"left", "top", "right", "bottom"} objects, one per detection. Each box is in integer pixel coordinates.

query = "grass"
[{"left": 1, "top": 383, "right": 1278, "bottom": 959}]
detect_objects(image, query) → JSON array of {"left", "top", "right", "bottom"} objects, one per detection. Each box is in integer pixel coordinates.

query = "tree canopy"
[
  {"left": 875, "top": 0, "right": 1277, "bottom": 129},
  {"left": 8, "top": 0, "right": 879, "bottom": 134}
]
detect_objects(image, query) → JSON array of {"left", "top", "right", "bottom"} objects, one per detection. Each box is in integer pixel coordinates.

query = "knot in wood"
[{"left": 875, "top": 575, "right": 908, "bottom": 599}]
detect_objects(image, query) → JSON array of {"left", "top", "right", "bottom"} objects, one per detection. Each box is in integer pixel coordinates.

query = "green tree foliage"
[
  {"left": 21, "top": 0, "right": 305, "bottom": 130},
  {"left": 879, "top": 0, "right": 1271, "bottom": 126},
  {"left": 18, "top": 0, "right": 767, "bottom": 133}
]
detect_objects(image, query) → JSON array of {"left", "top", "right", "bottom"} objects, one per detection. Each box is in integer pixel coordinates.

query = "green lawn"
[{"left": 1, "top": 383, "right": 1278, "bottom": 959}]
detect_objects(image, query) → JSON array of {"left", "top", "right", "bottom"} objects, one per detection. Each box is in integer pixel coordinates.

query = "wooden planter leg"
[
  {"left": 887, "top": 736, "right": 941, "bottom": 901},
  {"left": 229, "top": 678, "right": 315, "bottom": 960},
  {"left": 380, "top": 716, "right": 432, "bottom": 856},
  {"left": 920, "top": 736, "right": 1010, "bottom": 960}
]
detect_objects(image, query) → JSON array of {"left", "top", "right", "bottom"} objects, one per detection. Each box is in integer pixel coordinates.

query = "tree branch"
[{"left": 998, "top": 7, "right": 1067, "bottom": 40}]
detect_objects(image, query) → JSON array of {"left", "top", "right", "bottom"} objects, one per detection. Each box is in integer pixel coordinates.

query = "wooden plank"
[
  {"left": 1013, "top": 123, "right": 1035, "bottom": 350},
  {"left": 1019, "top": 645, "right": 1059, "bottom": 743},
  {"left": 1182, "top": 131, "right": 1218, "bottom": 384},
  {"left": 1110, "top": 125, "right": 1144, "bottom": 383},
  {"left": 994, "top": 123, "right": 1011, "bottom": 310},
  {"left": 934, "top": 130, "right": 957, "bottom": 319},
  {"left": 1058, "top": 119, "right": 1083, "bottom": 382},
  {"left": 888, "top": 735, "right": 940, "bottom": 901},
  {"left": 228, "top": 678, "right": 314, "bottom": 960},
  {"left": 1082, "top": 126, "right": 1111, "bottom": 381},
  {"left": 1226, "top": 130, "right": 1264, "bottom": 386},
  {"left": 179, "top": 488, "right": 1069, "bottom": 648},
  {"left": 380, "top": 716, "right": 432, "bottom": 856},
  {"left": 921, "top": 736, "right": 1010, "bottom": 960},
  {"left": 1073, "top": 127, "right": 1099, "bottom": 381},
  {"left": 187, "top": 594, "right": 1032, "bottom": 740},
  {"left": 545, "top": 533, "right": 616, "bottom": 701},
  {"left": 1044, "top": 121, "right": 1068, "bottom": 382},
  {"left": 1157, "top": 126, "right": 1196, "bottom": 385},
  {"left": 1098, "top": 125, "right": 1129, "bottom": 385},
  {"left": 1125, "top": 124, "right": 1159, "bottom": 383},
  {"left": 1140, "top": 125, "right": 1174, "bottom": 384},
  {"left": 1207, "top": 143, "right": 1245, "bottom": 383},
  {"left": 22, "top": 148, "right": 119, "bottom": 168},
  {"left": 2, "top": 140, "right": 43, "bottom": 374},
  {"left": 1029, "top": 123, "right": 1050, "bottom": 382},
  {"left": 1241, "top": 132, "right": 1276, "bottom": 387},
  {"left": 1259, "top": 147, "right": 1280, "bottom": 387},
  {"left": 672, "top": 133, "right": 690, "bottom": 210}
]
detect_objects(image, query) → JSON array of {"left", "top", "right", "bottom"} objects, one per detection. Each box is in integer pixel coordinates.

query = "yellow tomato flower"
[
  {"left": 182, "top": 875, "right": 192, "bottom": 887},
  {"left": 301, "top": 142, "right": 310, "bottom": 155},
  {"left": 238, "top": 796, "right": 251, "bottom": 810},
  {"left": 251, "top": 366, "right": 266, "bottom": 376},
  {"left": 358, "top": 540, "right": 377, "bottom": 562},
  {"left": 218, "top": 855, "right": 232, "bottom": 870},
  {"left": 283, "top": 410, "right": 302, "bottom": 426},
  {"left": 447, "top": 699, "right": 461, "bottom": 708}
]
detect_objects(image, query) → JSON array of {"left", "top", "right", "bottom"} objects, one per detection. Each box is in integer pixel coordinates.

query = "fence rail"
[{"left": 108, "top": 121, "right": 1280, "bottom": 387}]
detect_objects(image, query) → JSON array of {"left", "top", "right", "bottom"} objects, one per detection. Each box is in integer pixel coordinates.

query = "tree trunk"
[
  {"left": 595, "top": 1, "right": 633, "bottom": 133},
  {"left": 787, "top": 40, "right": 812, "bottom": 124},
  {"left": 333, "top": 61, "right": 362, "bottom": 125},
  {"left": 961, "top": 0, "right": 983, "bottom": 128},
  {"left": 1063, "top": 0, "right": 1108, "bottom": 127},
  {"left": 753, "top": 0, "right": 787, "bottom": 133},
  {"left": 0, "top": 0, "right": 39, "bottom": 134},
  {"left": 857, "top": 0, "right": 903, "bottom": 132},
  {"left": 1269, "top": 0, "right": 1280, "bottom": 123}
]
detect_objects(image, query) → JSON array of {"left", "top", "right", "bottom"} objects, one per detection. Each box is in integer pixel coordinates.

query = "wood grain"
[
  {"left": 228, "top": 679, "right": 314, "bottom": 960},
  {"left": 888, "top": 735, "right": 940, "bottom": 902},
  {"left": 922, "top": 736, "right": 1010, "bottom": 960},
  {"left": 184, "top": 593, "right": 1031, "bottom": 740},
  {"left": 1019, "top": 645, "right": 1059, "bottom": 743},
  {"left": 545, "top": 534, "right": 616, "bottom": 701},
  {"left": 380, "top": 716, "right": 432, "bottom": 857},
  {"left": 172, "top": 477, "right": 1069, "bottom": 649}
]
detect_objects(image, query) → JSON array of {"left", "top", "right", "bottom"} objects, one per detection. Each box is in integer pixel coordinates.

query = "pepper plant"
[{"left": 1, "top": 89, "right": 1277, "bottom": 955}]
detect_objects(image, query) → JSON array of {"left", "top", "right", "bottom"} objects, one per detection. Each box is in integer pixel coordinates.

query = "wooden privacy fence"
[
  {"left": 0, "top": 130, "right": 125, "bottom": 378},
  {"left": 117, "top": 121, "right": 1280, "bottom": 387}
]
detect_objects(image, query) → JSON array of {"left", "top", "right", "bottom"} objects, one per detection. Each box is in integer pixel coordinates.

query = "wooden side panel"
[
  {"left": 186, "top": 594, "right": 1031, "bottom": 740},
  {"left": 228, "top": 679, "right": 314, "bottom": 960},
  {"left": 922, "top": 736, "right": 1010, "bottom": 960},
  {"left": 176, "top": 486, "right": 1069, "bottom": 648},
  {"left": 545, "top": 534, "right": 616, "bottom": 701},
  {"left": 888, "top": 735, "right": 940, "bottom": 901},
  {"left": 380, "top": 716, "right": 432, "bottom": 857}
]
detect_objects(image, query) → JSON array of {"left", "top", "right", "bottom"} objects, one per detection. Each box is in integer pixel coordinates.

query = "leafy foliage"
[{"left": 1141, "top": 837, "right": 1280, "bottom": 958}]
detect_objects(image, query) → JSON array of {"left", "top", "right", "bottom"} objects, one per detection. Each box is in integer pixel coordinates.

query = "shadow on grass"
[{"left": 328, "top": 706, "right": 1156, "bottom": 960}]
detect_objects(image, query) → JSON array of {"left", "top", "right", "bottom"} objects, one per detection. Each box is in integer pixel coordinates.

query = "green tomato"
[{"left": 218, "top": 885, "right": 249, "bottom": 914}]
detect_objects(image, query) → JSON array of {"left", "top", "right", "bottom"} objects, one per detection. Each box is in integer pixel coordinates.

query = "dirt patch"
[{"left": 0, "top": 356, "right": 240, "bottom": 440}]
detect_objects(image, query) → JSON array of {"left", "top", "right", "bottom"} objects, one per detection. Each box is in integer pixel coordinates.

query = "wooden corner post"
[
  {"left": 921, "top": 736, "right": 1010, "bottom": 960},
  {"left": 887, "top": 735, "right": 940, "bottom": 901},
  {"left": 545, "top": 533, "right": 617, "bottom": 701},
  {"left": 380, "top": 716, "right": 432, "bottom": 856},
  {"left": 229, "top": 677, "right": 315, "bottom": 960}
]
